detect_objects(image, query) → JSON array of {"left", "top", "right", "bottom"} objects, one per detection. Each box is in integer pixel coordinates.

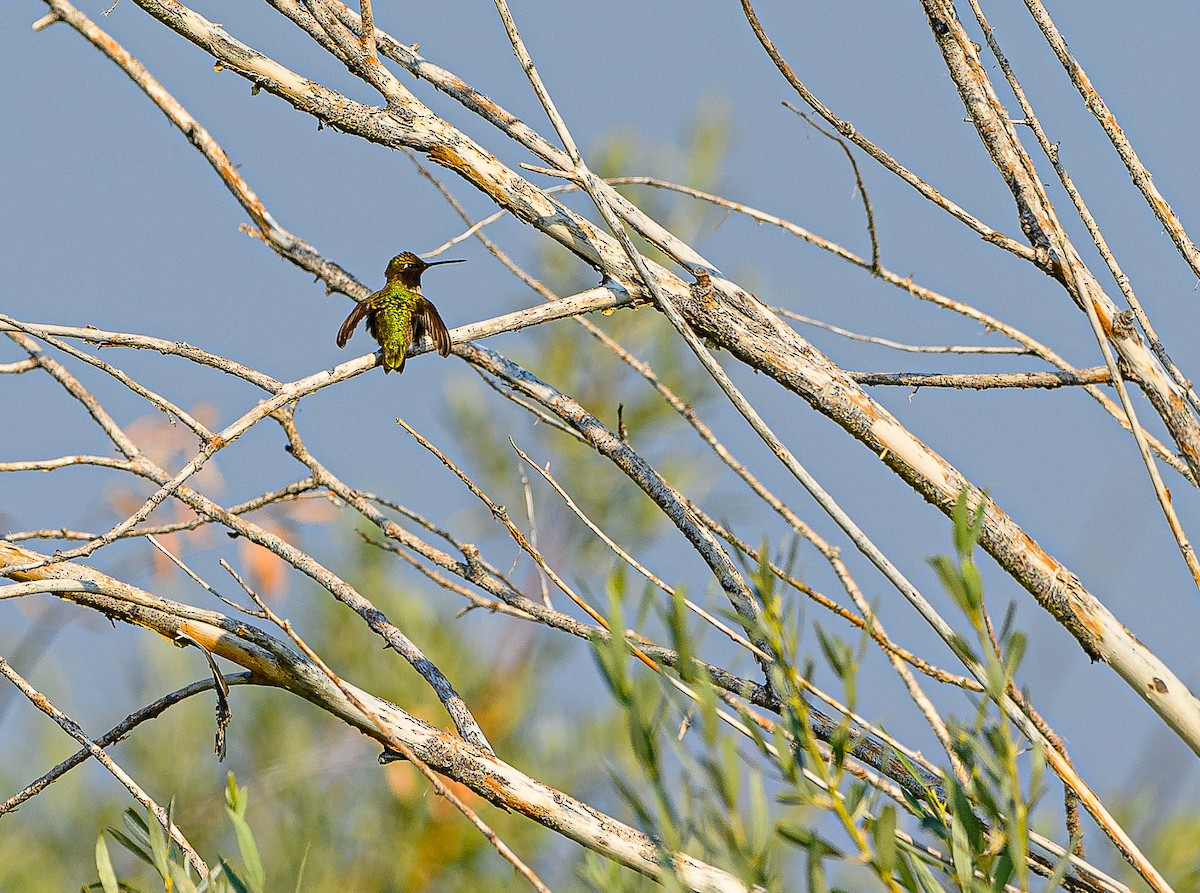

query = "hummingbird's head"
[
  {"left": 384, "top": 252, "right": 465, "bottom": 284},
  {"left": 385, "top": 252, "right": 426, "bottom": 279}
]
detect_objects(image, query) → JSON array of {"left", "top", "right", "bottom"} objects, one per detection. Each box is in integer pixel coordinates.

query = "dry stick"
[
  {"left": 0, "top": 673, "right": 253, "bottom": 815},
  {"left": 961, "top": 1, "right": 1200, "bottom": 594},
  {"left": 0, "top": 455, "right": 134, "bottom": 474},
  {"left": 357, "top": 489, "right": 559, "bottom": 609},
  {"left": 148, "top": 535, "right": 258, "bottom": 617},
  {"left": 1020, "top": 0, "right": 1200, "bottom": 281},
  {"left": 778, "top": 309, "right": 1029, "bottom": 355},
  {"left": 597, "top": 177, "right": 1190, "bottom": 482},
  {"left": 276, "top": 421, "right": 617, "bottom": 647},
  {"left": 850, "top": 368, "right": 1112, "bottom": 390},
  {"left": 359, "top": 533, "right": 536, "bottom": 622},
  {"left": 238, "top": 581, "right": 553, "bottom": 893},
  {"left": 1077, "top": 264, "right": 1200, "bottom": 591},
  {"left": 5, "top": 479, "right": 320, "bottom": 544},
  {"left": 0, "top": 544, "right": 751, "bottom": 893},
  {"left": 0, "top": 358, "right": 39, "bottom": 374},
  {"left": 356, "top": 0, "right": 376, "bottom": 64},
  {"left": 0, "top": 316, "right": 283, "bottom": 391},
  {"left": 738, "top": 0, "right": 1035, "bottom": 264},
  {"left": 970, "top": 4, "right": 1199, "bottom": 416},
  {"left": 787, "top": 105, "right": 880, "bottom": 272},
  {"left": 516, "top": 465, "right": 553, "bottom": 608},
  {"left": 0, "top": 652, "right": 209, "bottom": 879}
]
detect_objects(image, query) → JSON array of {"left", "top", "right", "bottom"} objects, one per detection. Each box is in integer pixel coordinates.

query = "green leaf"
[
  {"left": 906, "top": 850, "right": 948, "bottom": 893},
  {"left": 219, "top": 859, "right": 252, "bottom": 893},
  {"left": 950, "top": 782, "right": 984, "bottom": 853},
  {"left": 106, "top": 827, "right": 154, "bottom": 871},
  {"left": 949, "top": 801, "right": 973, "bottom": 892},
  {"left": 146, "top": 807, "right": 169, "bottom": 879},
  {"left": 95, "top": 836, "right": 119, "bottom": 893},
  {"left": 871, "top": 804, "right": 897, "bottom": 874},
  {"left": 168, "top": 859, "right": 199, "bottom": 893},
  {"left": 292, "top": 843, "right": 311, "bottom": 893},
  {"left": 991, "top": 849, "right": 1015, "bottom": 893},
  {"left": 814, "top": 625, "right": 854, "bottom": 681},
  {"left": 225, "top": 774, "right": 265, "bottom": 892},
  {"left": 951, "top": 490, "right": 974, "bottom": 558}
]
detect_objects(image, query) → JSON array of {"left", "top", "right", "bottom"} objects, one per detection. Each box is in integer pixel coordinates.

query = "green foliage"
[
  {"left": 581, "top": 492, "right": 1079, "bottom": 892},
  {"left": 89, "top": 779, "right": 263, "bottom": 893},
  {"left": 919, "top": 490, "right": 1056, "bottom": 893}
]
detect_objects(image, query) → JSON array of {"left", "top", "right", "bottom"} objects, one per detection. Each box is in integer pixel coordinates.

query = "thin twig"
[
  {"left": 778, "top": 308, "right": 1029, "bottom": 355},
  {"left": 785, "top": 104, "right": 880, "bottom": 273}
]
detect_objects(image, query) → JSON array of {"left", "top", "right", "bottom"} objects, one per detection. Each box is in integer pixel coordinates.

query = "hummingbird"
[{"left": 336, "top": 251, "right": 462, "bottom": 374}]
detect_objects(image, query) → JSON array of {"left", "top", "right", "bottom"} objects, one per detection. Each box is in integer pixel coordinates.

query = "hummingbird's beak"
[{"left": 422, "top": 258, "right": 466, "bottom": 267}]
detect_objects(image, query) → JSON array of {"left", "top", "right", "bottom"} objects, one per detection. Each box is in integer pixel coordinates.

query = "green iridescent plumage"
[{"left": 336, "top": 251, "right": 460, "bottom": 374}]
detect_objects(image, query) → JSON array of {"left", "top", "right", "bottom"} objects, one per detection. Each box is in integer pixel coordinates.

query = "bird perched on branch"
[{"left": 336, "top": 251, "right": 461, "bottom": 374}]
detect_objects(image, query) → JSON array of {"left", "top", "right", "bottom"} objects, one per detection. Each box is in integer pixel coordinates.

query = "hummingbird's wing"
[
  {"left": 413, "top": 298, "right": 453, "bottom": 358},
  {"left": 336, "top": 300, "right": 371, "bottom": 348}
]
